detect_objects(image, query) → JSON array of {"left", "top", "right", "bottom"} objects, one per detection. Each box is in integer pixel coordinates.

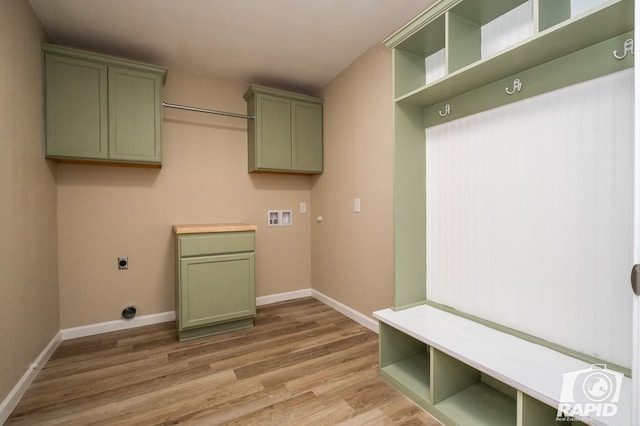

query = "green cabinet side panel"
[
  {"left": 246, "top": 95, "right": 257, "bottom": 171},
  {"left": 108, "top": 67, "right": 163, "bottom": 163},
  {"left": 180, "top": 253, "right": 255, "bottom": 329},
  {"left": 45, "top": 54, "right": 108, "bottom": 159},
  {"left": 292, "top": 100, "right": 323, "bottom": 173},
  {"left": 393, "top": 103, "right": 426, "bottom": 308},
  {"left": 256, "top": 93, "right": 292, "bottom": 170}
]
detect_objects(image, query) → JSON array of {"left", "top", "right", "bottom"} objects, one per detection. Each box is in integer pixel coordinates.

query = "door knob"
[{"left": 632, "top": 264, "right": 640, "bottom": 296}]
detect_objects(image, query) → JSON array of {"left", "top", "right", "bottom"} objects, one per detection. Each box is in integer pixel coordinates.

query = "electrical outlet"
[
  {"left": 118, "top": 256, "right": 128, "bottom": 270},
  {"left": 300, "top": 202, "right": 307, "bottom": 213}
]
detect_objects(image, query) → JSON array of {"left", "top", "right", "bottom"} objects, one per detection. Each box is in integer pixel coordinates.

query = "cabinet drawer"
[{"left": 179, "top": 231, "right": 254, "bottom": 257}]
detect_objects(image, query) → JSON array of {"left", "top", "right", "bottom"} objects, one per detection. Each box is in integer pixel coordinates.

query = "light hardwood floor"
[{"left": 7, "top": 297, "right": 440, "bottom": 425}]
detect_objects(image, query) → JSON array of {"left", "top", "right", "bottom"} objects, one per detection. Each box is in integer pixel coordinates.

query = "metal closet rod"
[{"left": 162, "top": 101, "right": 254, "bottom": 120}]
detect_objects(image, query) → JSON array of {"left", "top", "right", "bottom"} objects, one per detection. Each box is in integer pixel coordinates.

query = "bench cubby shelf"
[{"left": 376, "top": 305, "right": 632, "bottom": 425}]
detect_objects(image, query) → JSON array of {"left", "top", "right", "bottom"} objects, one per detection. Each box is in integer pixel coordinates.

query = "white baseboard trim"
[
  {"left": 61, "top": 311, "right": 176, "bottom": 340},
  {"left": 0, "top": 331, "right": 62, "bottom": 424},
  {"left": 60, "top": 290, "right": 314, "bottom": 341},
  {"left": 311, "top": 289, "right": 379, "bottom": 334},
  {"left": 256, "top": 289, "right": 312, "bottom": 306}
]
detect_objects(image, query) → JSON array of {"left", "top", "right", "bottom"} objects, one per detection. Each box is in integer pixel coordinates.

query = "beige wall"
[
  {"left": 311, "top": 44, "right": 395, "bottom": 319},
  {"left": 57, "top": 69, "right": 313, "bottom": 328},
  {"left": 0, "top": 0, "right": 58, "bottom": 402}
]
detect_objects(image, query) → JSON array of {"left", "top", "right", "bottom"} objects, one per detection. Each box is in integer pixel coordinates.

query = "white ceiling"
[{"left": 29, "top": 0, "right": 435, "bottom": 94}]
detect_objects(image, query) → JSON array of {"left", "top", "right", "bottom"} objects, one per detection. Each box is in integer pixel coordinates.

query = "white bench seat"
[{"left": 374, "top": 304, "right": 632, "bottom": 426}]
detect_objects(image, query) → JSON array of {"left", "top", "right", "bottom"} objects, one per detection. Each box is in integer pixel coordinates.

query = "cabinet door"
[
  {"left": 180, "top": 253, "right": 255, "bottom": 329},
  {"left": 108, "top": 67, "right": 163, "bottom": 164},
  {"left": 292, "top": 100, "right": 323, "bottom": 173},
  {"left": 255, "top": 93, "right": 291, "bottom": 170},
  {"left": 44, "top": 54, "right": 108, "bottom": 159}
]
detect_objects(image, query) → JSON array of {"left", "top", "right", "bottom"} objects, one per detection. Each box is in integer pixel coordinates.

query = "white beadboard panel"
[
  {"left": 425, "top": 48, "right": 445, "bottom": 85},
  {"left": 481, "top": 0, "right": 533, "bottom": 59},
  {"left": 425, "top": 69, "right": 633, "bottom": 368}
]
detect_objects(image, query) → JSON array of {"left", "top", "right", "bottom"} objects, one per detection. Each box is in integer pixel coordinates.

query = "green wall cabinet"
[
  {"left": 42, "top": 43, "right": 167, "bottom": 166},
  {"left": 244, "top": 85, "right": 323, "bottom": 174},
  {"left": 173, "top": 224, "right": 257, "bottom": 341}
]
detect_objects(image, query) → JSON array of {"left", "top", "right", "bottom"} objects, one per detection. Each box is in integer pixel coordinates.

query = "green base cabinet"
[
  {"left": 174, "top": 226, "right": 256, "bottom": 342},
  {"left": 42, "top": 43, "right": 166, "bottom": 166},
  {"left": 244, "top": 85, "right": 323, "bottom": 174}
]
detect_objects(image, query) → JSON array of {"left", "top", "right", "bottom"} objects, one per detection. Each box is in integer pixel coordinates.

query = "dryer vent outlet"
[{"left": 122, "top": 306, "right": 137, "bottom": 319}]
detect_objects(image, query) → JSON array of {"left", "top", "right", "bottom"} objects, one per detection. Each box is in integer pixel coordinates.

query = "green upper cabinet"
[
  {"left": 244, "top": 85, "right": 323, "bottom": 174},
  {"left": 42, "top": 43, "right": 167, "bottom": 166}
]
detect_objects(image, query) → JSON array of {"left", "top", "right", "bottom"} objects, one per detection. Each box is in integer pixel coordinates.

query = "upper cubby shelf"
[{"left": 385, "top": 0, "right": 633, "bottom": 108}]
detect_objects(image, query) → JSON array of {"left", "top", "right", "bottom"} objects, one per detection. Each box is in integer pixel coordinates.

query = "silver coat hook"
[
  {"left": 613, "top": 38, "right": 634, "bottom": 60},
  {"left": 505, "top": 78, "right": 523, "bottom": 95},
  {"left": 438, "top": 103, "right": 451, "bottom": 117}
]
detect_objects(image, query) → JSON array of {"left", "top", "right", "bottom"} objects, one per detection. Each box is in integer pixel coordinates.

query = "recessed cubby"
[
  {"left": 539, "top": 0, "right": 612, "bottom": 32},
  {"left": 448, "top": 0, "right": 533, "bottom": 73},
  {"left": 431, "top": 349, "right": 517, "bottom": 426},
  {"left": 379, "top": 322, "right": 431, "bottom": 408},
  {"left": 393, "top": 14, "right": 445, "bottom": 96}
]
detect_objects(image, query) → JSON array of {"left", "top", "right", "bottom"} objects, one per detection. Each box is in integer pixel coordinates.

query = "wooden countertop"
[{"left": 172, "top": 223, "right": 257, "bottom": 234}]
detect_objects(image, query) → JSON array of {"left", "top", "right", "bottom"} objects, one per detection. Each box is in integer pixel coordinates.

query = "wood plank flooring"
[{"left": 7, "top": 297, "right": 440, "bottom": 425}]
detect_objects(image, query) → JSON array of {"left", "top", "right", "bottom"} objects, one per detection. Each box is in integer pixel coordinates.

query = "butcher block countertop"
[{"left": 172, "top": 223, "right": 257, "bottom": 234}]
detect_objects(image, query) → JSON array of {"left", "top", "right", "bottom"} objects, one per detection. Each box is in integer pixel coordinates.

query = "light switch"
[{"left": 354, "top": 198, "right": 361, "bottom": 213}]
